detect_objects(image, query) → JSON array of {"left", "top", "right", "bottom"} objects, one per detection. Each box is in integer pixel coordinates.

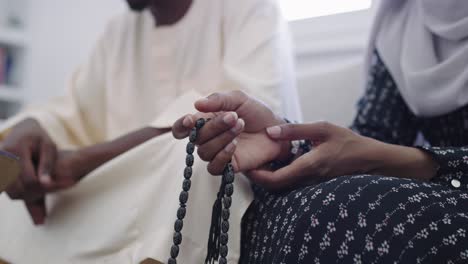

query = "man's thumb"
[{"left": 266, "top": 122, "right": 332, "bottom": 141}]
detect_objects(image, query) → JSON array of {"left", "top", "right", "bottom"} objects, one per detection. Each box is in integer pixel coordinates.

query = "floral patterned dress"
[{"left": 239, "top": 52, "right": 468, "bottom": 264}]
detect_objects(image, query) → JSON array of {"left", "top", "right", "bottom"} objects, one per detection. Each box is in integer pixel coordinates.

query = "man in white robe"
[{"left": 0, "top": 0, "right": 301, "bottom": 263}]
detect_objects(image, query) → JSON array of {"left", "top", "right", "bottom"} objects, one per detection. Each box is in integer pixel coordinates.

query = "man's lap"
[{"left": 0, "top": 134, "right": 252, "bottom": 263}]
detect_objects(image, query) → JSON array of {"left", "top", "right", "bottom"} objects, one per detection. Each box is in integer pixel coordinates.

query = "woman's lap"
[{"left": 240, "top": 175, "right": 468, "bottom": 264}]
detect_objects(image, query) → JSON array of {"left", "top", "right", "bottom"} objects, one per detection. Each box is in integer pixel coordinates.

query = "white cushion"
[{"left": 296, "top": 60, "right": 364, "bottom": 126}]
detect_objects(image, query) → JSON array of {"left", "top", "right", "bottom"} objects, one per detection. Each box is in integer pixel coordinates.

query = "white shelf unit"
[
  {"left": 0, "top": 85, "right": 23, "bottom": 102},
  {"left": 0, "top": 27, "right": 27, "bottom": 47},
  {"left": 0, "top": 0, "right": 29, "bottom": 121}
]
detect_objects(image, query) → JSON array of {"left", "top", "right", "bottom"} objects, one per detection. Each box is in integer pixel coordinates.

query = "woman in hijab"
[{"left": 174, "top": 0, "right": 468, "bottom": 263}]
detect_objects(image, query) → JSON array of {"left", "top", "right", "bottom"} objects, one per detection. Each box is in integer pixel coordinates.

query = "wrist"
[
  {"left": 272, "top": 116, "right": 294, "bottom": 163},
  {"left": 70, "top": 148, "right": 95, "bottom": 180},
  {"left": 370, "top": 141, "right": 438, "bottom": 180},
  {"left": 276, "top": 140, "right": 293, "bottom": 163}
]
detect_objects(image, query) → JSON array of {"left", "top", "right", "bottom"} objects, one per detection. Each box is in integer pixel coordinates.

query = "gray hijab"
[{"left": 367, "top": 0, "right": 468, "bottom": 117}]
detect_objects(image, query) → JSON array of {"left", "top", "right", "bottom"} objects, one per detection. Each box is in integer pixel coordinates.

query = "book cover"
[
  {"left": 0, "top": 150, "right": 20, "bottom": 192},
  {"left": 4, "top": 50, "right": 13, "bottom": 84}
]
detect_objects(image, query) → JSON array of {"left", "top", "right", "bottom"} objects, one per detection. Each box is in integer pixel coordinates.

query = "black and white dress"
[{"left": 239, "top": 52, "right": 468, "bottom": 264}]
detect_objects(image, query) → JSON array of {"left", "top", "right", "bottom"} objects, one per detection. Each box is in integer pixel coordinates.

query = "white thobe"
[{"left": 0, "top": 0, "right": 300, "bottom": 263}]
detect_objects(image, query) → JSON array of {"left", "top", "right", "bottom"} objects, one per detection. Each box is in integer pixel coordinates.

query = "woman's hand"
[
  {"left": 173, "top": 91, "right": 290, "bottom": 175},
  {"left": 250, "top": 121, "right": 438, "bottom": 190}
]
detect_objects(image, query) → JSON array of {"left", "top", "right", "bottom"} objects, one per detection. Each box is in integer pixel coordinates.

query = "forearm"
[
  {"left": 368, "top": 139, "right": 438, "bottom": 181},
  {"left": 74, "top": 127, "right": 170, "bottom": 178}
]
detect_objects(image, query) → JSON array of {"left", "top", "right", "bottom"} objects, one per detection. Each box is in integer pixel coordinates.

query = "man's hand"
[
  {"left": 173, "top": 90, "right": 290, "bottom": 175},
  {"left": 1, "top": 118, "right": 58, "bottom": 225},
  {"left": 2, "top": 120, "right": 168, "bottom": 225},
  {"left": 1, "top": 119, "right": 84, "bottom": 225},
  {"left": 46, "top": 150, "right": 87, "bottom": 192}
]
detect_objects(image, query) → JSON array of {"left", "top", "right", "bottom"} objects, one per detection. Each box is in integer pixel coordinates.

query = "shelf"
[
  {"left": 0, "top": 27, "right": 27, "bottom": 47},
  {"left": 0, "top": 85, "right": 23, "bottom": 102}
]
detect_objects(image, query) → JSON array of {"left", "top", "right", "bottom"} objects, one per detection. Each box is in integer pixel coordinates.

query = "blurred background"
[{"left": 0, "top": 0, "right": 375, "bottom": 126}]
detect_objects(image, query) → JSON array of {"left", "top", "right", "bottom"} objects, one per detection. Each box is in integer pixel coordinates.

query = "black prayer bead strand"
[
  {"left": 169, "top": 118, "right": 236, "bottom": 264},
  {"left": 168, "top": 119, "right": 206, "bottom": 264},
  {"left": 218, "top": 164, "right": 235, "bottom": 264}
]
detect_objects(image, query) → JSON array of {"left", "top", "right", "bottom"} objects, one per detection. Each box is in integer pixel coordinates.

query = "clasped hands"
[{"left": 173, "top": 91, "right": 438, "bottom": 191}]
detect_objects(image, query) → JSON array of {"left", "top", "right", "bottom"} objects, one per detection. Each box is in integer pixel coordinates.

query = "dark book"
[
  {"left": 0, "top": 47, "right": 14, "bottom": 85},
  {"left": 0, "top": 150, "right": 20, "bottom": 192}
]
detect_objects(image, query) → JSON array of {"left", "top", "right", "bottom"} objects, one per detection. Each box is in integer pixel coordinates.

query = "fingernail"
[
  {"left": 267, "top": 126, "right": 282, "bottom": 138},
  {"left": 225, "top": 140, "right": 237, "bottom": 153},
  {"left": 183, "top": 116, "right": 193, "bottom": 127},
  {"left": 231, "top": 119, "right": 244, "bottom": 133},
  {"left": 223, "top": 112, "right": 238, "bottom": 125},
  {"left": 196, "top": 97, "right": 210, "bottom": 104},
  {"left": 40, "top": 174, "right": 52, "bottom": 185}
]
